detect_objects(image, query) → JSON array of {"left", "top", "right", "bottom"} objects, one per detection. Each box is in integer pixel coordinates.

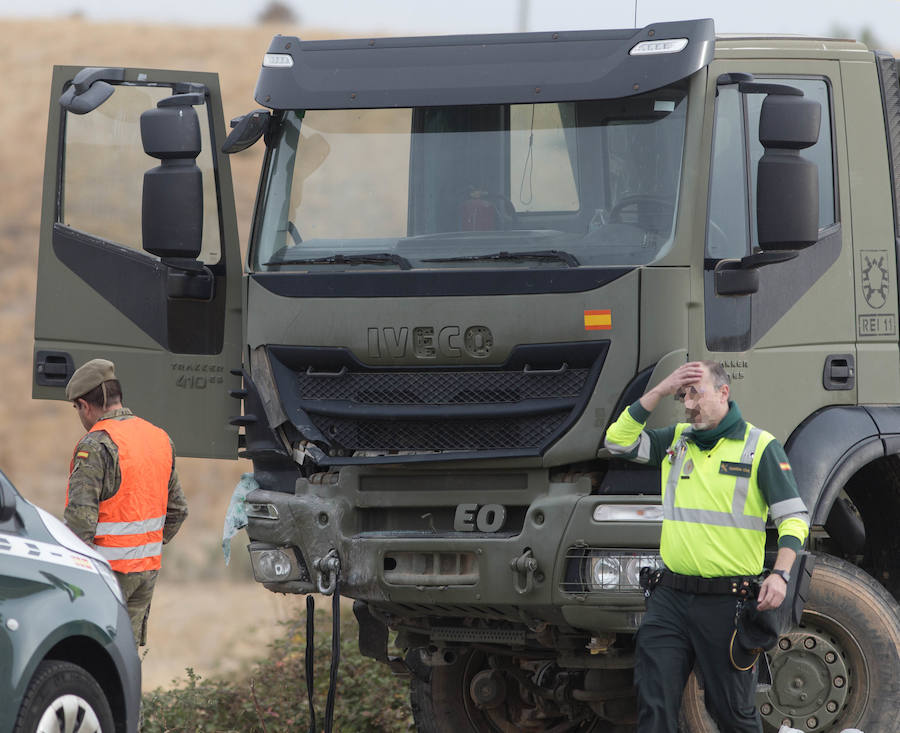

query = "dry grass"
[
  {"left": 0, "top": 15, "right": 363, "bottom": 690},
  {"left": 141, "top": 580, "right": 304, "bottom": 691}
]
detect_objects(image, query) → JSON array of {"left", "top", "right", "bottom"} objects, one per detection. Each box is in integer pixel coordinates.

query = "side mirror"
[
  {"left": 755, "top": 89, "right": 821, "bottom": 251},
  {"left": 59, "top": 67, "right": 125, "bottom": 114},
  {"left": 715, "top": 251, "right": 799, "bottom": 296},
  {"left": 714, "top": 259, "right": 760, "bottom": 296},
  {"left": 0, "top": 477, "right": 18, "bottom": 522},
  {"left": 141, "top": 93, "right": 205, "bottom": 260},
  {"left": 222, "top": 109, "right": 272, "bottom": 154}
]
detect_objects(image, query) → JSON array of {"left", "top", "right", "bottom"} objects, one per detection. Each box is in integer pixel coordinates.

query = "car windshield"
[{"left": 252, "top": 86, "right": 687, "bottom": 271}]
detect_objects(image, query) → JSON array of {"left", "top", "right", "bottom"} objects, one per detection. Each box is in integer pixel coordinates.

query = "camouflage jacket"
[{"left": 65, "top": 408, "right": 188, "bottom": 546}]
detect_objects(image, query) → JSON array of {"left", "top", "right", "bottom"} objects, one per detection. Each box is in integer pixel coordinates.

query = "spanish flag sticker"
[
  {"left": 584, "top": 309, "right": 612, "bottom": 330},
  {"left": 76, "top": 450, "right": 89, "bottom": 460}
]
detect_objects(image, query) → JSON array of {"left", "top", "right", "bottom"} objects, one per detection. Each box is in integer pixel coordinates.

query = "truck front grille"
[
  {"left": 297, "top": 368, "right": 588, "bottom": 404},
  {"left": 321, "top": 413, "right": 566, "bottom": 451},
  {"left": 267, "top": 341, "right": 609, "bottom": 463}
]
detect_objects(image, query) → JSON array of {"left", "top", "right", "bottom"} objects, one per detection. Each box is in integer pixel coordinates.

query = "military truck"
[{"left": 33, "top": 18, "right": 900, "bottom": 732}]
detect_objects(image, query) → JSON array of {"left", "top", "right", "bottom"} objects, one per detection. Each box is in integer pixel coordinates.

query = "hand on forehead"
[
  {"left": 674, "top": 363, "right": 712, "bottom": 399},
  {"left": 679, "top": 361, "right": 708, "bottom": 383}
]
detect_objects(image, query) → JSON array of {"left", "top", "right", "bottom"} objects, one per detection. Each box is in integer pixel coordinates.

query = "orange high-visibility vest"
[{"left": 69, "top": 416, "right": 172, "bottom": 573}]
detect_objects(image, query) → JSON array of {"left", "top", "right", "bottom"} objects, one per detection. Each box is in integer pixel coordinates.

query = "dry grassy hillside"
[{"left": 0, "top": 16, "right": 356, "bottom": 689}]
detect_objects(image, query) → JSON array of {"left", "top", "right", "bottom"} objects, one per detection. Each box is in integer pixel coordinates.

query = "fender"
[{"left": 784, "top": 405, "right": 900, "bottom": 525}]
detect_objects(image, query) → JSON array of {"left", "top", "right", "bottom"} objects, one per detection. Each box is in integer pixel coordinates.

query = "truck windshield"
[{"left": 252, "top": 86, "right": 687, "bottom": 271}]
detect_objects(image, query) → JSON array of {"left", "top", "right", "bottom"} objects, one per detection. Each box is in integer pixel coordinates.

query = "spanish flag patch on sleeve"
[
  {"left": 76, "top": 450, "right": 90, "bottom": 460},
  {"left": 779, "top": 461, "right": 792, "bottom": 471}
]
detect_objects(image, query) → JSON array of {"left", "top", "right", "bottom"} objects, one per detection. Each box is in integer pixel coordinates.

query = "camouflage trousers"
[{"left": 114, "top": 569, "right": 159, "bottom": 647}]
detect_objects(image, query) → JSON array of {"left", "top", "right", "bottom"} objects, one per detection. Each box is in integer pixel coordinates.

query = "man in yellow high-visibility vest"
[{"left": 604, "top": 360, "right": 809, "bottom": 732}]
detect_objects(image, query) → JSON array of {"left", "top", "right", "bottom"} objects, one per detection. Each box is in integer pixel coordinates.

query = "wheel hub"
[
  {"left": 470, "top": 669, "right": 508, "bottom": 709},
  {"left": 757, "top": 627, "right": 850, "bottom": 731},
  {"left": 37, "top": 694, "right": 103, "bottom": 733},
  {"left": 460, "top": 656, "right": 600, "bottom": 732}
]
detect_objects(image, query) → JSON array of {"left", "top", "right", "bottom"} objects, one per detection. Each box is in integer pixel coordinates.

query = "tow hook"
[
  {"left": 510, "top": 549, "right": 538, "bottom": 595},
  {"left": 313, "top": 549, "right": 341, "bottom": 595}
]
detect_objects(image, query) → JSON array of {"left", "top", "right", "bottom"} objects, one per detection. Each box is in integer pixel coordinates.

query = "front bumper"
[{"left": 245, "top": 468, "right": 662, "bottom": 633}]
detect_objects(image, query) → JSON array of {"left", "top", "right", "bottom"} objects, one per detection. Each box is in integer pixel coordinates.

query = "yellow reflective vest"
[{"left": 659, "top": 422, "right": 773, "bottom": 576}]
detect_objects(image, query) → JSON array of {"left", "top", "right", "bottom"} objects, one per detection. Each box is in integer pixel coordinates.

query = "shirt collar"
[{"left": 97, "top": 407, "right": 134, "bottom": 421}]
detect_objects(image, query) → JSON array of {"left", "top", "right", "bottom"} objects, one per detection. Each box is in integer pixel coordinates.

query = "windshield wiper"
[
  {"left": 265, "top": 253, "right": 412, "bottom": 270},
  {"left": 423, "top": 249, "right": 580, "bottom": 267}
]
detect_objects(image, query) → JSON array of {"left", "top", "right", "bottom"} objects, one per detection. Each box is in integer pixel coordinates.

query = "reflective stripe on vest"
[
  {"left": 93, "top": 541, "right": 164, "bottom": 562},
  {"left": 663, "top": 425, "right": 766, "bottom": 533},
  {"left": 84, "top": 417, "right": 172, "bottom": 573},
  {"left": 94, "top": 516, "right": 166, "bottom": 536}
]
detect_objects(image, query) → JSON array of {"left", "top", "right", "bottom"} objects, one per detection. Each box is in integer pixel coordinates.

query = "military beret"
[{"left": 66, "top": 358, "right": 117, "bottom": 401}]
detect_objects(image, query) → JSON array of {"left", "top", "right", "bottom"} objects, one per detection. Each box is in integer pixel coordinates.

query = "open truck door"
[{"left": 33, "top": 67, "right": 242, "bottom": 458}]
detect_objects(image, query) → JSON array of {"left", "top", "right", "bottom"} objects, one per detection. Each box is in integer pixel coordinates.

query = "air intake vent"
[{"left": 267, "top": 341, "right": 608, "bottom": 464}]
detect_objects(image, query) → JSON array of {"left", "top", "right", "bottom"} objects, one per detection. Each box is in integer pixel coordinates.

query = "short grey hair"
[{"left": 700, "top": 360, "right": 730, "bottom": 390}]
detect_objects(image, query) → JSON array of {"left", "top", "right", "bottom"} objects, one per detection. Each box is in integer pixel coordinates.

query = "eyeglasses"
[{"left": 674, "top": 385, "right": 715, "bottom": 403}]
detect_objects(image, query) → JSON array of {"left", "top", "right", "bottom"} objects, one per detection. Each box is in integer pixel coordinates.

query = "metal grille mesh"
[
  {"left": 286, "top": 356, "right": 600, "bottom": 454},
  {"left": 297, "top": 369, "right": 588, "bottom": 404},
  {"left": 315, "top": 413, "right": 567, "bottom": 451}
]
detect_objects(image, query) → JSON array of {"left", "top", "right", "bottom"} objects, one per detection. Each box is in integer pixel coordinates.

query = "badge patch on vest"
[
  {"left": 681, "top": 458, "right": 694, "bottom": 478},
  {"left": 719, "top": 461, "right": 752, "bottom": 478},
  {"left": 75, "top": 450, "right": 89, "bottom": 460}
]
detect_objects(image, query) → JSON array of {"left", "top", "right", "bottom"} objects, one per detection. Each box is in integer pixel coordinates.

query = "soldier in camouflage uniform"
[{"left": 64, "top": 359, "right": 188, "bottom": 647}]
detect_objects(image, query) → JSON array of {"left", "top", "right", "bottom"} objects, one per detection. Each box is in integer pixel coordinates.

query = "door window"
[
  {"left": 705, "top": 76, "right": 836, "bottom": 352},
  {"left": 62, "top": 83, "right": 222, "bottom": 264},
  {"left": 746, "top": 78, "right": 836, "bottom": 245}
]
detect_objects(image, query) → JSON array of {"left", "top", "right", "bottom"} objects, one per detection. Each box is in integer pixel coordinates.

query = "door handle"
[
  {"left": 823, "top": 354, "right": 854, "bottom": 391},
  {"left": 35, "top": 351, "right": 74, "bottom": 387}
]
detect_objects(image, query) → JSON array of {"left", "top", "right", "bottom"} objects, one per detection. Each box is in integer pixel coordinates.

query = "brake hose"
[
  {"left": 324, "top": 580, "right": 341, "bottom": 733},
  {"left": 304, "top": 580, "right": 341, "bottom": 733},
  {"left": 305, "top": 595, "right": 316, "bottom": 733}
]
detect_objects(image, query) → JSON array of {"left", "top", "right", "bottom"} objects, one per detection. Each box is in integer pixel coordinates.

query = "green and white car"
[{"left": 0, "top": 471, "right": 140, "bottom": 733}]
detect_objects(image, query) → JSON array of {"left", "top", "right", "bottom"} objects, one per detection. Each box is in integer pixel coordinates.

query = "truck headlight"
[
  {"left": 590, "top": 556, "right": 622, "bottom": 589},
  {"left": 586, "top": 550, "right": 662, "bottom": 592},
  {"left": 248, "top": 543, "right": 308, "bottom": 583}
]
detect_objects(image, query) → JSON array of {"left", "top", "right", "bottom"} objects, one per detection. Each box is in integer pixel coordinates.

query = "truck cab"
[{"left": 33, "top": 19, "right": 900, "bottom": 732}]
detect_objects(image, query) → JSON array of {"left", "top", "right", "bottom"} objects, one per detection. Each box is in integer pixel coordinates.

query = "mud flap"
[
  {"left": 778, "top": 551, "right": 816, "bottom": 633},
  {"left": 354, "top": 600, "right": 410, "bottom": 676},
  {"left": 354, "top": 600, "right": 389, "bottom": 661}
]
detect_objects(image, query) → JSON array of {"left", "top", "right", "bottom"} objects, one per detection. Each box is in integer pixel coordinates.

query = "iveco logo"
[
  {"left": 367, "top": 325, "right": 493, "bottom": 359},
  {"left": 454, "top": 503, "right": 507, "bottom": 532}
]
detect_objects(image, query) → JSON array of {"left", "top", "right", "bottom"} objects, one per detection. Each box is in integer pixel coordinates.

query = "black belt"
[{"left": 656, "top": 570, "right": 758, "bottom": 597}]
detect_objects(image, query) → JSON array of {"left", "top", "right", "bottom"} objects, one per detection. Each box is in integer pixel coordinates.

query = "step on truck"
[{"left": 33, "top": 18, "right": 900, "bottom": 732}]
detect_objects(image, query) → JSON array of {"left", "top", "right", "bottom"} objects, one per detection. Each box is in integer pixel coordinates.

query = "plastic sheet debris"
[{"left": 221, "top": 473, "right": 258, "bottom": 565}]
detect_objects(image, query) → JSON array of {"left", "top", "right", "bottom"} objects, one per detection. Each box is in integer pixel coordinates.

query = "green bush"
[{"left": 141, "top": 608, "right": 413, "bottom": 732}]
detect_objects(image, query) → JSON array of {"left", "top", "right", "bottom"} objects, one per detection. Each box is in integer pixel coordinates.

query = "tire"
[
  {"left": 409, "top": 649, "right": 492, "bottom": 733},
  {"left": 13, "top": 660, "right": 115, "bottom": 733},
  {"left": 680, "top": 554, "right": 900, "bottom": 732}
]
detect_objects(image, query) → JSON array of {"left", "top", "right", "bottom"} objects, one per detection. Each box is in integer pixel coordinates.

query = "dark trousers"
[{"left": 635, "top": 585, "right": 762, "bottom": 733}]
